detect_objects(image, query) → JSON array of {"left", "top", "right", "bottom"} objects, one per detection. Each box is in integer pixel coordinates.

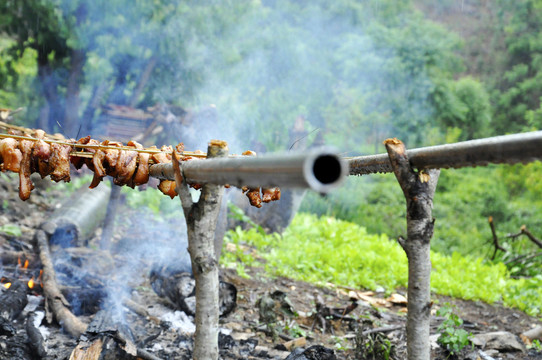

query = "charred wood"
[
  {"left": 70, "top": 310, "right": 163, "bottom": 360},
  {"left": 0, "top": 316, "right": 16, "bottom": 336},
  {"left": 122, "top": 298, "right": 162, "bottom": 326},
  {"left": 0, "top": 250, "right": 37, "bottom": 267},
  {"left": 284, "top": 345, "right": 337, "bottom": 360},
  {"left": 26, "top": 311, "right": 48, "bottom": 358},
  {"left": 0, "top": 281, "right": 28, "bottom": 320},
  {"left": 150, "top": 264, "right": 237, "bottom": 317}
]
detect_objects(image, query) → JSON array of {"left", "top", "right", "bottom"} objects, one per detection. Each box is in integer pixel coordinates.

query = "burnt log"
[
  {"left": 69, "top": 310, "right": 163, "bottom": 360},
  {"left": 26, "top": 311, "right": 48, "bottom": 358},
  {"left": 0, "top": 251, "right": 37, "bottom": 267},
  {"left": 41, "top": 185, "right": 110, "bottom": 248},
  {"left": 0, "top": 283, "right": 33, "bottom": 359},
  {"left": 149, "top": 264, "right": 237, "bottom": 317},
  {"left": 284, "top": 345, "right": 337, "bottom": 360}
]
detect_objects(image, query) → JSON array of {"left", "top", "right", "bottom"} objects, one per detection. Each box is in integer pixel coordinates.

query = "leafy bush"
[{"left": 436, "top": 303, "right": 473, "bottom": 355}]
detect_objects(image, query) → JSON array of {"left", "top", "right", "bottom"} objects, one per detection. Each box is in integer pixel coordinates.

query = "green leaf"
[{"left": 0, "top": 224, "right": 22, "bottom": 237}]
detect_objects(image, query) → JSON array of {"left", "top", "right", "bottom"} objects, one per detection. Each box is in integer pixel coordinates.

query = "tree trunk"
[
  {"left": 64, "top": 48, "right": 86, "bottom": 138},
  {"left": 80, "top": 82, "right": 108, "bottom": 135},
  {"left": 129, "top": 56, "right": 157, "bottom": 107},
  {"left": 174, "top": 140, "right": 228, "bottom": 360},
  {"left": 384, "top": 138, "right": 440, "bottom": 360},
  {"left": 37, "top": 55, "right": 62, "bottom": 133}
]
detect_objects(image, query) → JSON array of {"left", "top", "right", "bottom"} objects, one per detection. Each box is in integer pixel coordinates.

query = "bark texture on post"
[
  {"left": 384, "top": 138, "right": 440, "bottom": 360},
  {"left": 174, "top": 140, "right": 228, "bottom": 360}
]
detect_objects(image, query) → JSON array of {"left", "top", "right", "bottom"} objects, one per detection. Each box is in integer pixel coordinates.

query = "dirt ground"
[{"left": 1, "top": 172, "right": 542, "bottom": 359}]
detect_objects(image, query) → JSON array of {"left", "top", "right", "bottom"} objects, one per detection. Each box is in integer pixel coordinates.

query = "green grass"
[{"left": 222, "top": 212, "right": 542, "bottom": 317}]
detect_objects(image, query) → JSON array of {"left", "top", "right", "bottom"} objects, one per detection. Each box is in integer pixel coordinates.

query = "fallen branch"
[
  {"left": 361, "top": 324, "right": 404, "bottom": 336},
  {"left": 122, "top": 298, "right": 162, "bottom": 326},
  {"left": 521, "top": 325, "right": 542, "bottom": 344},
  {"left": 504, "top": 251, "right": 542, "bottom": 265},
  {"left": 35, "top": 230, "right": 88, "bottom": 338}
]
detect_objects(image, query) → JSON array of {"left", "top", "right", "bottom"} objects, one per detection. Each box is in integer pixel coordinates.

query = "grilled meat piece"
[
  {"left": 103, "top": 141, "right": 122, "bottom": 176},
  {"left": 245, "top": 188, "right": 262, "bottom": 208},
  {"left": 158, "top": 180, "right": 177, "bottom": 199},
  {"left": 49, "top": 143, "right": 72, "bottom": 182},
  {"left": 132, "top": 142, "right": 149, "bottom": 186},
  {"left": 71, "top": 136, "right": 92, "bottom": 169},
  {"left": 0, "top": 138, "right": 23, "bottom": 173},
  {"left": 114, "top": 146, "right": 138, "bottom": 186},
  {"left": 89, "top": 149, "right": 106, "bottom": 189},
  {"left": 262, "top": 187, "right": 281, "bottom": 202},
  {"left": 18, "top": 140, "right": 34, "bottom": 201}
]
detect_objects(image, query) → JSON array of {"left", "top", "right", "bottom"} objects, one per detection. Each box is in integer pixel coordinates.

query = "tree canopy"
[{"left": 0, "top": 0, "right": 498, "bottom": 153}]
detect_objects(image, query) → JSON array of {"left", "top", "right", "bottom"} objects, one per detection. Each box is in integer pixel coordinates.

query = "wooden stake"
[
  {"left": 384, "top": 138, "right": 440, "bottom": 360},
  {"left": 174, "top": 140, "right": 228, "bottom": 360}
]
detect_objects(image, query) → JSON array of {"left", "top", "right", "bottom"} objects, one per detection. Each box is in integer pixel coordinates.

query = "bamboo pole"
[{"left": 348, "top": 131, "right": 542, "bottom": 175}]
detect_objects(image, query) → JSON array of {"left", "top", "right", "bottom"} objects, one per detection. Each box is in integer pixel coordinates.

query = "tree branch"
[
  {"left": 488, "top": 216, "right": 506, "bottom": 260},
  {"left": 506, "top": 225, "right": 542, "bottom": 249}
]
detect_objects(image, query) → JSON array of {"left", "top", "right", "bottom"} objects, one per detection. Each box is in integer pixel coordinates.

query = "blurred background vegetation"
[{"left": 1, "top": 0, "right": 541, "bottom": 303}]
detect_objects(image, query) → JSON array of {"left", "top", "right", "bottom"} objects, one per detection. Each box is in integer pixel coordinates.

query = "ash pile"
[{"left": 0, "top": 173, "right": 340, "bottom": 360}]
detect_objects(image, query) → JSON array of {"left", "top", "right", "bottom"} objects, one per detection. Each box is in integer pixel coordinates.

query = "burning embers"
[{"left": 1, "top": 255, "right": 42, "bottom": 292}]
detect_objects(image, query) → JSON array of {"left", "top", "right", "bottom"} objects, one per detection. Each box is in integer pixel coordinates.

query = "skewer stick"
[{"left": 0, "top": 133, "right": 207, "bottom": 158}]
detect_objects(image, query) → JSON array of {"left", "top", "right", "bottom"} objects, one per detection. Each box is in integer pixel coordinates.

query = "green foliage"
[
  {"left": 431, "top": 252, "right": 509, "bottom": 302},
  {"left": 301, "top": 163, "right": 542, "bottom": 264},
  {"left": 121, "top": 186, "right": 185, "bottom": 219},
  {"left": 434, "top": 77, "right": 492, "bottom": 140},
  {"left": 223, "top": 212, "right": 542, "bottom": 316},
  {"left": 436, "top": 303, "right": 473, "bottom": 355},
  {"left": 0, "top": 224, "right": 22, "bottom": 237},
  {"left": 355, "top": 332, "right": 394, "bottom": 360},
  {"left": 531, "top": 339, "right": 542, "bottom": 351},
  {"left": 503, "top": 275, "right": 542, "bottom": 317},
  {"left": 1, "top": 0, "right": 468, "bottom": 151},
  {"left": 300, "top": 175, "right": 406, "bottom": 238}
]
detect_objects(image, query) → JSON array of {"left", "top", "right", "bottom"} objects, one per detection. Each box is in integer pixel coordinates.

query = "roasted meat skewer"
[{"left": 0, "top": 132, "right": 281, "bottom": 206}]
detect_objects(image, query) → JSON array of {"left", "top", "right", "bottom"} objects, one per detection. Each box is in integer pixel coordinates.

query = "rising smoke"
[{"left": 21, "top": 0, "right": 452, "bottom": 322}]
